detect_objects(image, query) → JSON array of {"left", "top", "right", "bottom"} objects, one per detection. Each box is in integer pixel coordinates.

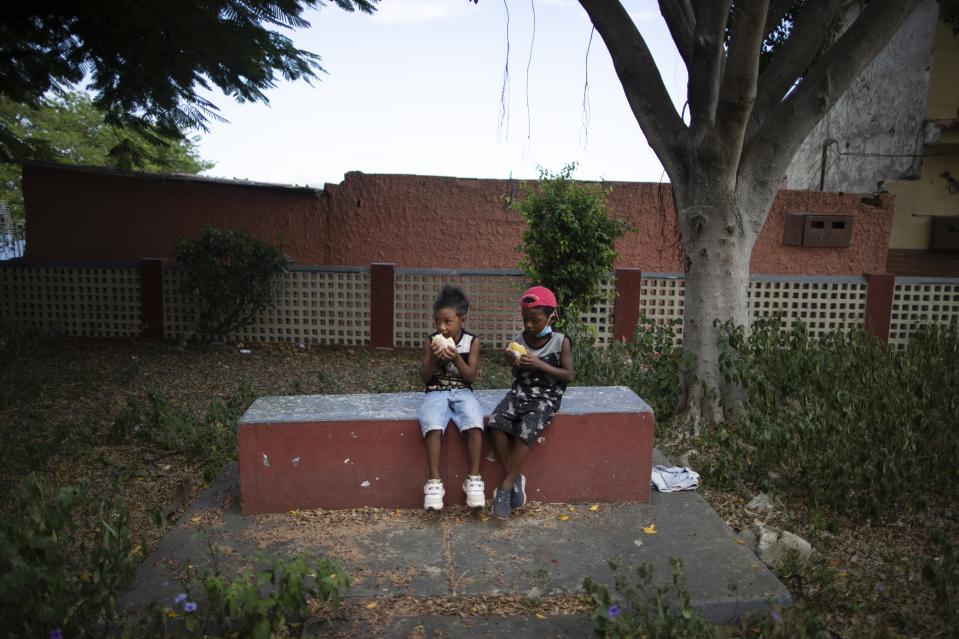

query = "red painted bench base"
[{"left": 238, "top": 387, "right": 654, "bottom": 514}]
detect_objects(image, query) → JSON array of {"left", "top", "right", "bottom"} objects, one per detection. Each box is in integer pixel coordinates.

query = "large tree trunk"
[{"left": 674, "top": 185, "right": 762, "bottom": 430}]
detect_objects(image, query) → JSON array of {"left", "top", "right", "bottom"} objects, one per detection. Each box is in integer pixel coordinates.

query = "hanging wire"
[
  {"left": 497, "top": 0, "right": 511, "bottom": 140},
  {"left": 525, "top": 0, "right": 536, "bottom": 143},
  {"left": 580, "top": 27, "right": 595, "bottom": 148}
]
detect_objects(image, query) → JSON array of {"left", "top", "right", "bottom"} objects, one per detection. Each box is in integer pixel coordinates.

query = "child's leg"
[
  {"left": 499, "top": 438, "right": 530, "bottom": 492},
  {"left": 489, "top": 428, "right": 512, "bottom": 474},
  {"left": 418, "top": 391, "right": 452, "bottom": 480},
  {"left": 449, "top": 389, "right": 485, "bottom": 477},
  {"left": 424, "top": 430, "right": 442, "bottom": 479},
  {"left": 465, "top": 427, "right": 483, "bottom": 476},
  {"left": 487, "top": 391, "right": 519, "bottom": 475},
  {"left": 449, "top": 391, "right": 486, "bottom": 508}
]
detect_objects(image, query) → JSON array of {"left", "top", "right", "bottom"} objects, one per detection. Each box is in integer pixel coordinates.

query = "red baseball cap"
[{"left": 520, "top": 285, "right": 557, "bottom": 309}]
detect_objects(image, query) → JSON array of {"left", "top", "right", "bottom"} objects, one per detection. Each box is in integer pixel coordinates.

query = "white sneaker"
[
  {"left": 462, "top": 475, "right": 486, "bottom": 508},
  {"left": 424, "top": 480, "right": 445, "bottom": 511}
]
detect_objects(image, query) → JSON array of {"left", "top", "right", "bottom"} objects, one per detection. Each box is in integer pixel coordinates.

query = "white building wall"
[{"left": 784, "top": 0, "right": 939, "bottom": 193}]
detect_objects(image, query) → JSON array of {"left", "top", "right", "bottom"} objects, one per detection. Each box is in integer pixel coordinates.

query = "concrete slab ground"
[{"left": 122, "top": 450, "right": 790, "bottom": 636}]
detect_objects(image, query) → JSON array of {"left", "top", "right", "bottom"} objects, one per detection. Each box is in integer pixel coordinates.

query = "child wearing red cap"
[{"left": 487, "top": 285, "right": 574, "bottom": 519}]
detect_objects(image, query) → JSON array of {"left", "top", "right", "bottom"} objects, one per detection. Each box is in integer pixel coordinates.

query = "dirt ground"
[{"left": 0, "top": 336, "right": 956, "bottom": 637}]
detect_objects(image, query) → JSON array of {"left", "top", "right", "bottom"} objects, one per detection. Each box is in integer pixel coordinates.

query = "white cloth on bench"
[{"left": 651, "top": 465, "right": 700, "bottom": 492}]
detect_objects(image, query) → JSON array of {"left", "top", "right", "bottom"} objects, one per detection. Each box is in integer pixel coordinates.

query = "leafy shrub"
[
  {"left": 514, "top": 164, "right": 628, "bottom": 314},
  {"left": 567, "top": 315, "right": 689, "bottom": 420},
  {"left": 176, "top": 227, "right": 291, "bottom": 337},
  {"left": 112, "top": 379, "right": 254, "bottom": 480},
  {"left": 0, "top": 475, "right": 138, "bottom": 638},
  {"left": 712, "top": 318, "right": 959, "bottom": 517},
  {"left": 126, "top": 553, "right": 350, "bottom": 638}
]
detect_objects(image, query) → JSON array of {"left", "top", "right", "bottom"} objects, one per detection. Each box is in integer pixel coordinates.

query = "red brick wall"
[
  {"left": 886, "top": 248, "right": 959, "bottom": 276},
  {"left": 22, "top": 163, "right": 894, "bottom": 275}
]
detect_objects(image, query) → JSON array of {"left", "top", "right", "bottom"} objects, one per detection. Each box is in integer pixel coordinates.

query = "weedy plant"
[
  {"left": 582, "top": 557, "right": 875, "bottom": 639},
  {"left": 125, "top": 552, "right": 350, "bottom": 638},
  {"left": 709, "top": 318, "right": 959, "bottom": 518},
  {"left": 0, "top": 475, "right": 139, "bottom": 639},
  {"left": 111, "top": 379, "right": 254, "bottom": 480},
  {"left": 583, "top": 557, "right": 714, "bottom": 638},
  {"left": 922, "top": 529, "right": 959, "bottom": 637}
]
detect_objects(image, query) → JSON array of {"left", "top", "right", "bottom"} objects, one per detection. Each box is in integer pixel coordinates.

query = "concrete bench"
[{"left": 237, "top": 386, "right": 654, "bottom": 514}]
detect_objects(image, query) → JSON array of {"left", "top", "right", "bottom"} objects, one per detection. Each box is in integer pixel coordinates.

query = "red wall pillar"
[
  {"left": 613, "top": 268, "right": 643, "bottom": 341},
  {"left": 370, "top": 263, "right": 395, "bottom": 348},
  {"left": 139, "top": 258, "right": 165, "bottom": 340},
  {"left": 864, "top": 272, "right": 895, "bottom": 347}
]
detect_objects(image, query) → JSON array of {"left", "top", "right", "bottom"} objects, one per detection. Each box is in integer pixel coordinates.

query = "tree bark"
[{"left": 674, "top": 182, "right": 759, "bottom": 430}]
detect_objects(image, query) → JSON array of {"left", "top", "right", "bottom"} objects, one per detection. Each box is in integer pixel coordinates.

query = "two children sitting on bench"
[{"left": 417, "top": 284, "right": 574, "bottom": 520}]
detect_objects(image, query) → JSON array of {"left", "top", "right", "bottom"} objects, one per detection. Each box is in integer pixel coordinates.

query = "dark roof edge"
[{"left": 21, "top": 161, "right": 324, "bottom": 196}]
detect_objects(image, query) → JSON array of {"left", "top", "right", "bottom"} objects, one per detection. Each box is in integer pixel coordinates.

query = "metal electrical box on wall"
[
  {"left": 783, "top": 213, "right": 854, "bottom": 248},
  {"left": 929, "top": 216, "right": 959, "bottom": 250}
]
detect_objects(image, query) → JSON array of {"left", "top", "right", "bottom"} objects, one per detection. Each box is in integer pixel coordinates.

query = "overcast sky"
[{"left": 195, "top": 0, "right": 687, "bottom": 188}]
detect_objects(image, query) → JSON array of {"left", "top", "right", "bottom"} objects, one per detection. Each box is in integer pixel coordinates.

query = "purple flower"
[
  {"left": 184, "top": 601, "right": 198, "bottom": 613},
  {"left": 49, "top": 630, "right": 63, "bottom": 639},
  {"left": 876, "top": 582, "right": 886, "bottom": 593},
  {"left": 174, "top": 593, "right": 188, "bottom": 605},
  {"left": 161, "top": 580, "right": 170, "bottom": 588},
  {"left": 771, "top": 609, "right": 781, "bottom": 622},
  {"left": 607, "top": 605, "right": 621, "bottom": 618}
]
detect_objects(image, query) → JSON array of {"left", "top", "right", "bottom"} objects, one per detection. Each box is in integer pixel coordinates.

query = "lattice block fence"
[
  {"left": 393, "top": 269, "right": 616, "bottom": 348},
  {"left": 888, "top": 278, "right": 959, "bottom": 350},
  {"left": 748, "top": 275, "right": 868, "bottom": 337},
  {"left": 0, "top": 264, "right": 141, "bottom": 337},
  {"left": 637, "top": 273, "right": 869, "bottom": 342},
  {"left": 394, "top": 269, "right": 527, "bottom": 348},
  {"left": 4, "top": 261, "right": 956, "bottom": 349},
  {"left": 163, "top": 266, "right": 370, "bottom": 345},
  {"left": 639, "top": 274, "right": 685, "bottom": 340}
]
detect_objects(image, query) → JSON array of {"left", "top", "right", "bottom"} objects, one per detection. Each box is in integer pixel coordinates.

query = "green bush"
[
  {"left": 567, "top": 315, "right": 689, "bottom": 421},
  {"left": 176, "top": 227, "right": 291, "bottom": 337},
  {"left": 711, "top": 318, "right": 959, "bottom": 517},
  {"left": 514, "top": 164, "right": 628, "bottom": 314},
  {"left": 126, "top": 553, "right": 350, "bottom": 638},
  {"left": 0, "top": 475, "right": 138, "bottom": 638},
  {"left": 112, "top": 380, "right": 254, "bottom": 481}
]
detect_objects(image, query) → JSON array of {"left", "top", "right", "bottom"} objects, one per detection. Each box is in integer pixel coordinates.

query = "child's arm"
[
  {"left": 420, "top": 338, "right": 442, "bottom": 383},
  {"left": 518, "top": 335, "right": 575, "bottom": 383},
  {"left": 439, "top": 336, "right": 480, "bottom": 383}
]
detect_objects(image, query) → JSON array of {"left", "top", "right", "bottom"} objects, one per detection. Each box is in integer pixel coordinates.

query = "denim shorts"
[{"left": 418, "top": 388, "right": 485, "bottom": 437}]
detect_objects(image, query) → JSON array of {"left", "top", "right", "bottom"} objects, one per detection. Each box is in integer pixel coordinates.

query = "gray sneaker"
[
  {"left": 491, "top": 486, "right": 511, "bottom": 519},
  {"left": 510, "top": 474, "right": 526, "bottom": 509}
]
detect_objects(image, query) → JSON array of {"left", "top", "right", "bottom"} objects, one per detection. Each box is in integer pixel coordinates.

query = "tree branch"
[
  {"left": 658, "top": 0, "right": 695, "bottom": 68},
  {"left": 762, "top": 0, "right": 794, "bottom": 39},
  {"left": 686, "top": 0, "right": 730, "bottom": 132},
  {"left": 578, "top": 0, "right": 687, "bottom": 178},
  {"left": 715, "top": 0, "right": 768, "bottom": 166},
  {"left": 742, "top": 0, "right": 924, "bottom": 189},
  {"left": 746, "top": 0, "right": 843, "bottom": 146}
]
